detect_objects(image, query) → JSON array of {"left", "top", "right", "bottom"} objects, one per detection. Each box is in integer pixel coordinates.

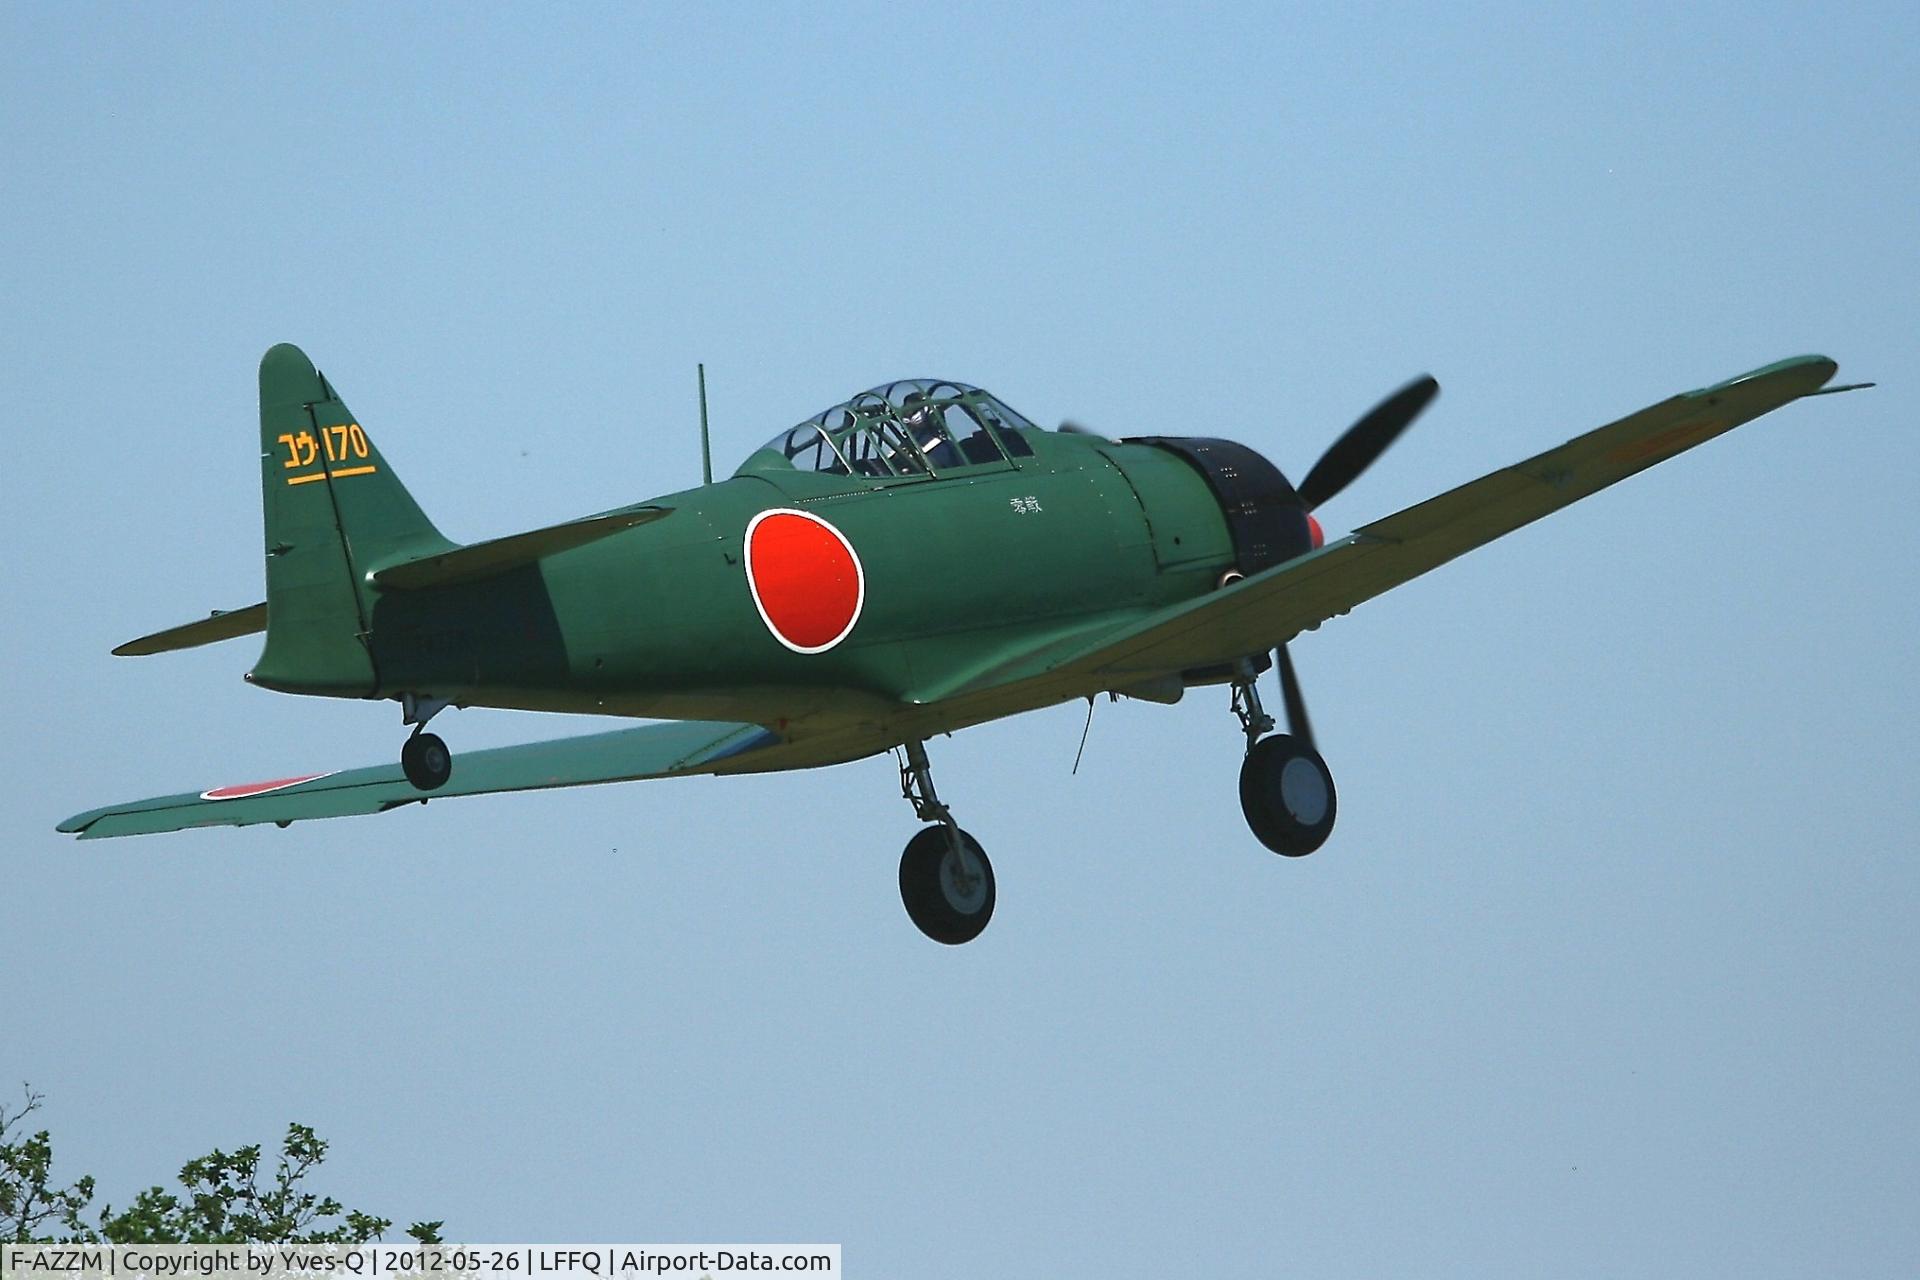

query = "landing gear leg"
[
  {"left": 400, "top": 694, "right": 453, "bottom": 792},
  {"left": 1229, "top": 658, "right": 1276, "bottom": 752},
  {"left": 1233, "top": 656, "right": 1336, "bottom": 856},
  {"left": 896, "top": 739, "right": 995, "bottom": 944}
]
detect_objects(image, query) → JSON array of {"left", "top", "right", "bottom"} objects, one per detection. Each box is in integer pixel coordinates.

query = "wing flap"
[
  {"left": 59, "top": 718, "right": 778, "bottom": 839},
  {"left": 114, "top": 603, "right": 268, "bottom": 657}
]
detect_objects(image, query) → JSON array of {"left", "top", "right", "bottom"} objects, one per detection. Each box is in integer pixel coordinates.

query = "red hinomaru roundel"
[
  {"left": 200, "top": 773, "right": 336, "bottom": 801},
  {"left": 744, "top": 509, "right": 865, "bottom": 654}
]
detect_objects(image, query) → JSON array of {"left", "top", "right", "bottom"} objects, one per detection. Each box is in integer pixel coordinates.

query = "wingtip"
[{"left": 1689, "top": 354, "right": 1839, "bottom": 399}]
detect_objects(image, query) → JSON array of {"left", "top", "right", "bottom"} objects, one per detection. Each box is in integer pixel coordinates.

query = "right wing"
[
  {"left": 57, "top": 718, "right": 881, "bottom": 840},
  {"left": 926, "top": 354, "right": 1857, "bottom": 708}
]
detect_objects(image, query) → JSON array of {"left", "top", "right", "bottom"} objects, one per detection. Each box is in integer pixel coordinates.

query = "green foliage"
[
  {"left": 1, "top": 1087, "right": 95, "bottom": 1242},
  {"left": 1, "top": 1085, "right": 440, "bottom": 1244}
]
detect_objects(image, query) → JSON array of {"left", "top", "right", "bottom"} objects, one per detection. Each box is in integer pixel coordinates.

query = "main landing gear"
[
  {"left": 400, "top": 694, "right": 453, "bottom": 792},
  {"left": 896, "top": 739, "right": 995, "bottom": 945},
  {"left": 401, "top": 731, "right": 452, "bottom": 791},
  {"left": 1232, "top": 652, "right": 1336, "bottom": 856}
]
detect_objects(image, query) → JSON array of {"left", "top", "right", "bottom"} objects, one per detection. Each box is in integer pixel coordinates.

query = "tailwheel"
[
  {"left": 401, "top": 731, "right": 452, "bottom": 792},
  {"left": 899, "top": 825, "right": 996, "bottom": 945},
  {"left": 1239, "top": 733, "right": 1336, "bottom": 856}
]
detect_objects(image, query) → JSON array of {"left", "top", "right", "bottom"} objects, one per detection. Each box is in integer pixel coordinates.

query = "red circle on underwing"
[
  {"left": 744, "top": 509, "right": 865, "bottom": 654},
  {"left": 201, "top": 773, "right": 335, "bottom": 801}
]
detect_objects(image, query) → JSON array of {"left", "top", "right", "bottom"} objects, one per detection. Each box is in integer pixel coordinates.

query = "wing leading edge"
[
  {"left": 929, "top": 354, "right": 1853, "bottom": 705},
  {"left": 58, "top": 719, "right": 784, "bottom": 840}
]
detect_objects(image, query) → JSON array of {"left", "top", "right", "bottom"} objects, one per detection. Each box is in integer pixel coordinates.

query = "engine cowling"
[{"left": 1127, "top": 436, "right": 1319, "bottom": 574}]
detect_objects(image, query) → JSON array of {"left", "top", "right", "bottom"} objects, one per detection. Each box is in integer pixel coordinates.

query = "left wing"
[
  {"left": 921, "top": 354, "right": 1859, "bottom": 714},
  {"left": 59, "top": 719, "right": 826, "bottom": 840}
]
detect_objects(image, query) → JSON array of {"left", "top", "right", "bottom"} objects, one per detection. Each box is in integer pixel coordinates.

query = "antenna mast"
[{"left": 697, "top": 363, "right": 713, "bottom": 485}]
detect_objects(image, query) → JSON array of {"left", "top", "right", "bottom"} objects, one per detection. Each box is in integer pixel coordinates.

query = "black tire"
[
  {"left": 402, "top": 732, "right": 453, "bottom": 792},
  {"left": 1238, "top": 733, "right": 1336, "bottom": 856},
  {"left": 898, "top": 825, "right": 996, "bottom": 945}
]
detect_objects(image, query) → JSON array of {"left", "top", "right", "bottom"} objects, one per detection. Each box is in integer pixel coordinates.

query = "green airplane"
[{"left": 60, "top": 344, "right": 1867, "bottom": 943}]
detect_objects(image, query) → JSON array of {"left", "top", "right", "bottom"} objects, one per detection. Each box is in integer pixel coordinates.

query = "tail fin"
[{"left": 250, "top": 343, "right": 453, "bottom": 697}]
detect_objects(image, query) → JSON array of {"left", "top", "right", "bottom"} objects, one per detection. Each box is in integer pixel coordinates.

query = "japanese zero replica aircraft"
[{"left": 61, "top": 345, "right": 1868, "bottom": 943}]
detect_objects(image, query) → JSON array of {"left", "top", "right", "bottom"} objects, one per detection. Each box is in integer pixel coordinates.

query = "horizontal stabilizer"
[
  {"left": 114, "top": 603, "right": 268, "bottom": 657},
  {"left": 373, "top": 506, "right": 673, "bottom": 590}
]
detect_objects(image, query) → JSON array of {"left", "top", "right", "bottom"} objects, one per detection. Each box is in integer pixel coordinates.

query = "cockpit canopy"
[{"left": 742, "top": 379, "right": 1037, "bottom": 478}]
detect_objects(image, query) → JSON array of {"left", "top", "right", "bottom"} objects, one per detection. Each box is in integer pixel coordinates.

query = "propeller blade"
[
  {"left": 1296, "top": 375, "right": 1439, "bottom": 510},
  {"left": 1276, "top": 644, "right": 1314, "bottom": 751}
]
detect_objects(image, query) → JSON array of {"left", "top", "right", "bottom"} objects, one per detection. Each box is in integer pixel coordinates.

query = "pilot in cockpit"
[{"left": 899, "top": 398, "right": 964, "bottom": 470}]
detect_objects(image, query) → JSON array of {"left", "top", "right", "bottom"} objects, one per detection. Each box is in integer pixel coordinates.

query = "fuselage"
[
  {"left": 233, "top": 373, "right": 1326, "bottom": 758},
  {"left": 358, "top": 424, "right": 1289, "bottom": 742}
]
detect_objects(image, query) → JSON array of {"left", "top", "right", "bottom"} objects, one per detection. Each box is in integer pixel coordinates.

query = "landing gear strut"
[
  {"left": 896, "top": 739, "right": 995, "bottom": 944},
  {"left": 1232, "top": 654, "right": 1336, "bottom": 856},
  {"left": 400, "top": 694, "right": 452, "bottom": 792}
]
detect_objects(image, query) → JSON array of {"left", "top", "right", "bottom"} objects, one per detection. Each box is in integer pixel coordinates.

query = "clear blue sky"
[{"left": 5, "top": 3, "right": 1915, "bottom": 1274}]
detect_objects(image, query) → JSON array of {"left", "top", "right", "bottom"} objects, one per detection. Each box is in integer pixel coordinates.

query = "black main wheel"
[
  {"left": 898, "top": 825, "right": 996, "bottom": 945},
  {"left": 1239, "top": 733, "right": 1336, "bottom": 856},
  {"left": 401, "top": 732, "right": 452, "bottom": 791}
]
